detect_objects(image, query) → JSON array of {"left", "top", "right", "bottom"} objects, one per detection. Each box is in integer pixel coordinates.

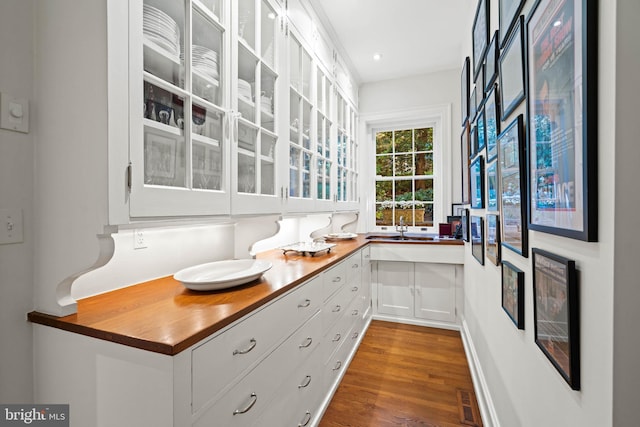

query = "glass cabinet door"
[
  {"left": 316, "top": 68, "right": 332, "bottom": 203},
  {"left": 131, "top": 0, "right": 230, "bottom": 217},
  {"left": 233, "top": 0, "right": 280, "bottom": 212},
  {"left": 288, "top": 34, "right": 313, "bottom": 202}
]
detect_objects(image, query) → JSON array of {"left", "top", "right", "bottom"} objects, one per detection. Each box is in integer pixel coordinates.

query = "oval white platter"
[
  {"left": 173, "top": 259, "right": 272, "bottom": 291},
  {"left": 324, "top": 232, "right": 358, "bottom": 240}
]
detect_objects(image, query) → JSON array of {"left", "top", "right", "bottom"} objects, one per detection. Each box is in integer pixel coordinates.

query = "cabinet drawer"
[
  {"left": 253, "top": 348, "right": 324, "bottom": 427},
  {"left": 322, "top": 276, "right": 360, "bottom": 332},
  {"left": 345, "top": 251, "right": 362, "bottom": 285},
  {"left": 192, "top": 277, "right": 322, "bottom": 413},
  {"left": 194, "top": 312, "right": 322, "bottom": 427},
  {"left": 323, "top": 321, "right": 356, "bottom": 392},
  {"left": 322, "top": 260, "right": 347, "bottom": 301},
  {"left": 322, "top": 291, "right": 361, "bottom": 364}
]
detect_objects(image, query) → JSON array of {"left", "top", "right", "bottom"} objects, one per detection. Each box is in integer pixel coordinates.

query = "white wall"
[
  {"left": 613, "top": 0, "right": 640, "bottom": 424},
  {"left": 0, "top": 0, "right": 35, "bottom": 403},
  {"left": 461, "top": 0, "right": 616, "bottom": 426}
]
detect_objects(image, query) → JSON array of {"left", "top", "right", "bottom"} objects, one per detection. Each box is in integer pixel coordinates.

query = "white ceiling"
[{"left": 310, "top": 0, "right": 474, "bottom": 84}]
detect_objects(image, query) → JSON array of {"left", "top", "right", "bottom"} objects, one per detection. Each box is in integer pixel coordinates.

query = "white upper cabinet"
[
  {"left": 231, "top": 0, "right": 284, "bottom": 214},
  {"left": 124, "top": 0, "right": 358, "bottom": 219},
  {"left": 129, "top": 0, "right": 231, "bottom": 217}
]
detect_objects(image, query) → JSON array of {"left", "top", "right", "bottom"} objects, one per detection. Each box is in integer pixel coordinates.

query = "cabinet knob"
[
  {"left": 233, "top": 393, "right": 257, "bottom": 415},
  {"left": 298, "top": 411, "right": 312, "bottom": 427},
  {"left": 298, "top": 375, "right": 312, "bottom": 389},
  {"left": 332, "top": 361, "right": 342, "bottom": 371},
  {"left": 299, "top": 337, "right": 313, "bottom": 348},
  {"left": 332, "top": 333, "right": 341, "bottom": 342},
  {"left": 298, "top": 299, "right": 311, "bottom": 308},
  {"left": 332, "top": 305, "right": 341, "bottom": 313},
  {"left": 332, "top": 276, "right": 342, "bottom": 283}
]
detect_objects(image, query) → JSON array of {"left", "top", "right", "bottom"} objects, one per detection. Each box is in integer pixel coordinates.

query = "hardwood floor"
[{"left": 319, "top": 320, "right": 482, "bottom": 427}]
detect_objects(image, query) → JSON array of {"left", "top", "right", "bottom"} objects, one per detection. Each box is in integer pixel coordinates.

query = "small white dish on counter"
[
  {"left": 173, "top": 259, "right": 272, "bottom": 291},
  {"left": 324, "top": 232, "right": 358, "bottom": 240}
]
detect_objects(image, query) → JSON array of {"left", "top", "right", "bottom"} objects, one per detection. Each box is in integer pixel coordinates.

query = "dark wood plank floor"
[{"left": 319, "top": 320, "right": 483, "bottom": 427}]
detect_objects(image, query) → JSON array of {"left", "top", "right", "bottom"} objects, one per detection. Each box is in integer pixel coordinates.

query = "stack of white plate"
[
  {"left": 238, "top": 79, "right": 252, "bottom": 102},
  {"left": 185, "top": 45, "right": 219, "bottom": 83},
  {"left": 143, "top": 5, "right": 181, "bottom": 61}
]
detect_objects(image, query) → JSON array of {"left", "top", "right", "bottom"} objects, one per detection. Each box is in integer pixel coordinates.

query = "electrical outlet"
[
  {"left": 134, "top": 229, "right": 147, "bottom": 249},
  {"left": 0, "top": 208, "right": 24, "bottom": 245}
]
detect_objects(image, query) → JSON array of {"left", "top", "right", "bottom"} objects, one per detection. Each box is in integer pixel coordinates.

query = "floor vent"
[{"left": 457, "top": 389, "right": 482, "bottom": 426}]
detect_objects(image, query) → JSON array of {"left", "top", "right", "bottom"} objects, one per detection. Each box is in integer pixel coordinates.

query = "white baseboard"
[
  {"left": 460, "top": 318, "right": 500, "bottom": 427},
  {"left": 372, "top": 313, "right": 460, "bottom": 331}
]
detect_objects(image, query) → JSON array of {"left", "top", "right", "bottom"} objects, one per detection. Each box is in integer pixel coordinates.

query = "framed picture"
[
  {"left": 476, "top": 107, "right": 486, "bottom": 153},
  {"left": 498, "top": 115, "right": 528, "bottom": 257},
  {"left": 502, "top": 261, "right": 524, "bottom": 329},
  {"left": 485, "top": 84, "right": 500, "bottom": 162},
  {"left": 447, "top": 215, "right": 462, "bottom": 238},
  {"left": 470, "top": 85, "right": 478, "bottom": 122},
  {"left": 499, "top": 15, "right": 525, "bottom": 120},
  {"left": 470, "top": 124, "right": 477, "bottom": 158},
  {"left": 471, "top": 215, "right": 484, "bottom": 265},
  {"left": 484, "top": 31, "right": 499, "bottom": 93},
  {"left": 526, "top": 0, "right": 598, "bottom": 242},
  {"left": 470, "top": 155, "right": 485, "bottom": 209},
  {"left": 462, "top": 208, "right": 470, "bottom": 242},
  {"left": 475, "top": 71, "right": 485, "bottom": 108},
  {"left": 461, "top": 57, "right": 470, "bottom": 126},
  {"left": 472, "top": 0, "right": 489, "bottom": 80},
  {"left": 452, "top": 203, "right": 465, "bottom": 217},
  {"left": 486, "top": 213, "right": 501, "bottom": 265},
  {"left": 499, "top": 0, "right": 526, "bottom": 47},
  {"left": 486, "top": 160, "right": 498, "bottom": 211},
  {"left": 533, "top": 248, "right": 580, "bottom": 390},
  {"left": 460, "top": 126, "right": 471, "bottom": 204}
]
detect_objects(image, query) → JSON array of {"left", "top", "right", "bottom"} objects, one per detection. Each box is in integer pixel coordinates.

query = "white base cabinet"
[
  {"left": 373, "top": 260, "right": 462, "bottom": 328},
  {"left": 33, "top": 249, "right": 371, "bottom": 427}
]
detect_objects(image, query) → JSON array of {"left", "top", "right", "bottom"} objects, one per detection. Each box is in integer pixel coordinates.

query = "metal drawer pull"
[
  {"left": 352, "top": 263, "right": 359, "bottom": 268},
  {"left": 298, "top": 299, "right": 311, "bottom": 308},
  {"left": 298, "top": 375, "right": 312, "bottom": 388},
  {"left": 233, "top": 393, "right": 257, "bottom": 415},
  {"left": 352, "top": 332, "right": 359, "bottom": 339},
  {"left": 299, "top": 337, "right": 313, "bottom": 348},
  {"left": 298, "top": 411, "right": 312, "bottom": 427},
  {"left": 351, "top": 286, "right": 358, "bottom": 292},
  {"left": 332, "top": 305, "right": 341, "bottom": 312},
  {"left": 233, "top": 338, "right": 257, "bottom": 355},
  {"left": 352, "top": 309, "right": 359, "bottom": 316},
  {"left": 332, "top": 361, "right": 342, "bottom": 371},
  {"left": 332, "top": 333, "right": 341, "bottom": 342},
  {"left": 332, "top": 276, "right": 342, "bottom": 283}
]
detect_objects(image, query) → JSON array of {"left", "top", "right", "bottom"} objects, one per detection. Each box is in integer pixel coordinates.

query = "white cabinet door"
[
  {"left": 414, "top": 263, "right": 456, "bottom": 322},
  {"left": 376, "top": 261, "right": 413, "bottom": 317},
  {"left": 129, "top": 0, "right": 232, "bottom": 218}
]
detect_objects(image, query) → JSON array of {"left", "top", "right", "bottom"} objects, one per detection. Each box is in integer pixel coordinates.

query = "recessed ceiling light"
[{"left": 373, "top": 53, "right": 382, "bottom": 61}]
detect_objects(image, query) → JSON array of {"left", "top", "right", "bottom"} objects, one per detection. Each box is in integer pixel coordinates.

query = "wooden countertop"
[{"left": 28, "top": 234, "right": 462, "bottom": 355}]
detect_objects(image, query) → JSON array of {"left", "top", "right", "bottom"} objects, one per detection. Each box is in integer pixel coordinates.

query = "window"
[{"left": 375, "top": 127, "right": 435, "bottom": 227}]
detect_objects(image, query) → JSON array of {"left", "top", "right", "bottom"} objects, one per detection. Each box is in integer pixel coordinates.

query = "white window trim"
[{"left": 359, "top": 104, "right": 452, "bottom": 233}]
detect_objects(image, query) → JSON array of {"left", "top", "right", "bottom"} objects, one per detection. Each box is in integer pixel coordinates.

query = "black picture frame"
[
  {"left": 470, "top": 155, "right": 485, "bottom": 209},
  {"left": 485, "top": 84, "right": 500, "bottom": 162},
  {"left": 470, "top": 124, "right": 478, "bottom": 158},
  {"left": 452, "top": 203, "right": 465, "bottom": 217},
  {"left": 532, "top": 248, "right": 580, "bottom": 390},
  {"left": 476, "top": 107, "right": 486, "bottom": 153},
  {"left": 526, "top": 0, "right": 598, "bottom": 242},
  {"left": 487, "top": 160, "right": 498, "bottom": 211},
  {"left": 462, "top": 208, "right": 470, "bottom": 242},
  {"left": 472, "top": 0, "right": 490, "bottom": 80},
  {"left": 502, "top": 261, "right": 524, "bottom": 329},
  {"left": 471, "top": 215, "right": 484, "bottom": 265},
  {"left": 460, "top": 125, "right": 471, "bottom": 204},
  {"left": 499, "top": 0, "right": 526, "bottom": 48},
  {"left": 461, "top": 57, "right": 470, "bottom": 126},
  {"left": 486, "top": 213, "right": 501, "bottom": 265},
  {"left": 499, "top": 15, "right": 525, "bottom": 120},
  {"left": 470, "top": 85, "right": 478, "bottom": 122},
  {"left": 485, "top": 31, "right": 499, "bottom": 93},
  {"left": 498, "top": 115, "right": 528, "bottom": 257},
  {"left": 447, "top": 215, "right": 462, "bottom": 238}
]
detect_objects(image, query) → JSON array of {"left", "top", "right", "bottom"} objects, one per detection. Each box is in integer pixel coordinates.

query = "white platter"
[
  {"left": 173, "top": 259, "right": 272, "bottom": 291},
  {"left": 324, "top": 232, "right": 358, "bottom": 240}
]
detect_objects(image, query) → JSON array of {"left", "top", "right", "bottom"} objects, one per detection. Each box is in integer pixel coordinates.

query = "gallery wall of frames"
[{"left": 459, "top": 0, "right": 598, "bottom": 390}]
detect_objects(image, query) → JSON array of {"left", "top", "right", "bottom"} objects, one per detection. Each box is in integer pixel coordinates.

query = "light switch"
[
  {"left": 0, "top": 208, "right": 24, "bottom": 245},
  {"left": 1, "top": 93, "right": 29, "bottom": 133}
]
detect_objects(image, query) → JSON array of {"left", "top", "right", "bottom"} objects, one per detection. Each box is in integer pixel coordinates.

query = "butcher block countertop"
[{"left": 28, "top": 234, "right": 462, "bottom": 356}]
